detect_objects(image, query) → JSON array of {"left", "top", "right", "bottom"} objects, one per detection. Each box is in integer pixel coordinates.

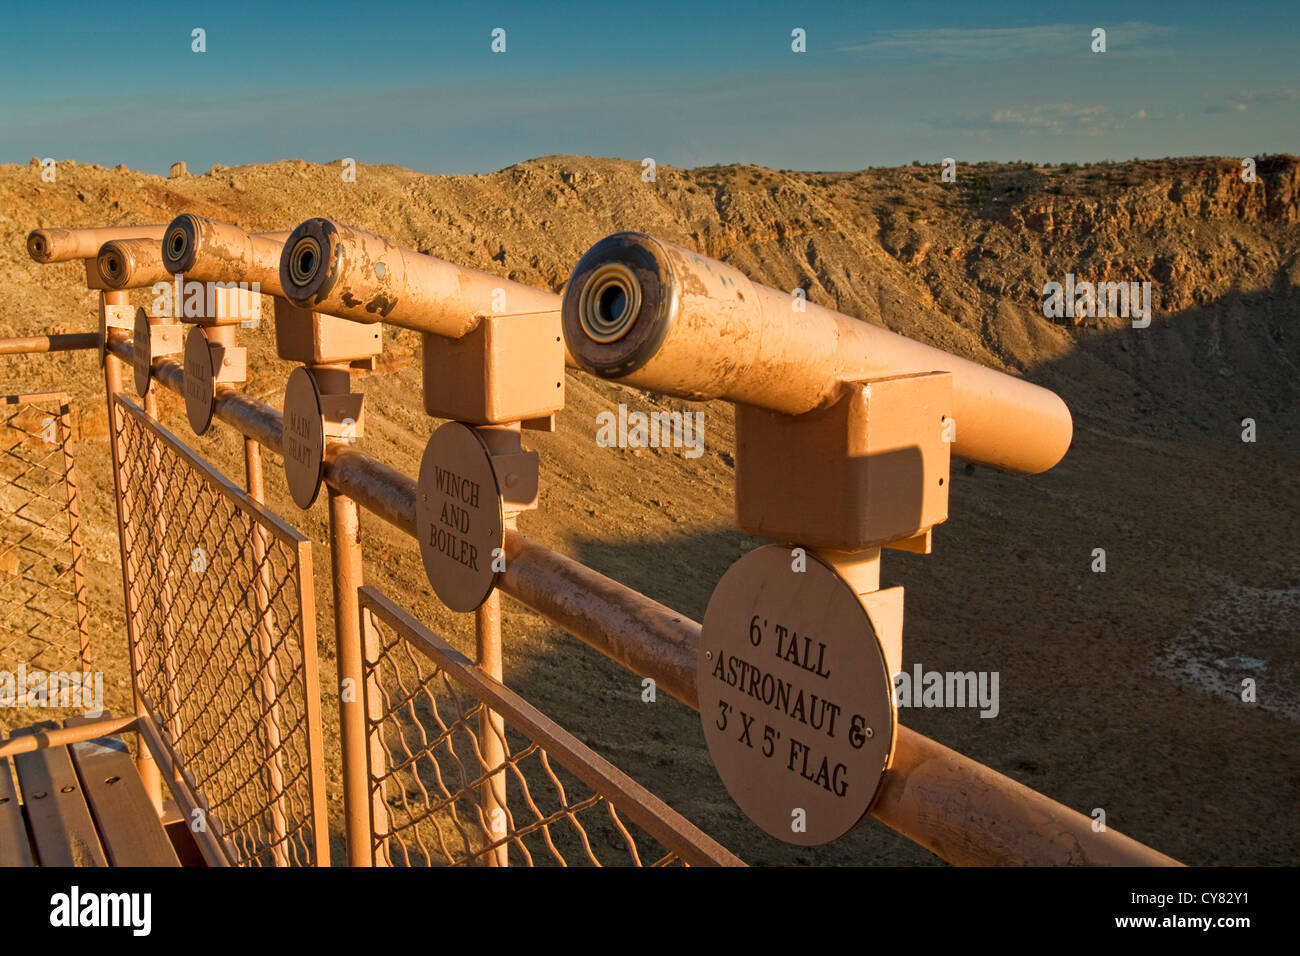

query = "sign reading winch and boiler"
[
  {"left": 274, "top": 219, "right": 565, "bottom": 610},
  {"left": 562, "top": 231, "right": 1072, "bottom": 845}
]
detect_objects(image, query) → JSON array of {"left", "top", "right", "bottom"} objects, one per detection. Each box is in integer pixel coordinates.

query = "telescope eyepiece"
[
  {"left": 102, "top": 252, "right": 123, "bottom": 281},
  {"left": 561, "top": 232, "right": 677, "bottom": 379},
  {"left": 578, "top": 262, "right": 642, "bottom": 344},
  {"left": 288, "top": 236, "right": 321, "bottom": 286},
  {"left": 280, "top": 218, "right": 340, "bottom": 308},
  {"left": 162, "top": 214, "right": 204, "bottom": 273}
]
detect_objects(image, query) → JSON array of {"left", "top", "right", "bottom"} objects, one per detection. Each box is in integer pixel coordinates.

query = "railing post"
[
  {"left": 328, "top": 489, "right": 374, "bottom": 866},
  {"left": 476, "top": 589, "right": 508, "bottom": 866},
  {"left": 245, "top": 437, "right": 289, "bottom": 865},
  {"left": 55, "top": 395, "right": 90, "bottom": 670},
  {"left": 141, "top": 388, "right": 183, "bottom": 754},
  {"left": 102, "top": 304, "right": 161, "bottom": 812}
]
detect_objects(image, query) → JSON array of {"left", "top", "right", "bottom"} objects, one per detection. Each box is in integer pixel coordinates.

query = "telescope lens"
[
  {"left": 578, "top": 263, "right": 641, "bottom": 344},
  {"left": 289, "top": 237, "right": 321, "bottom": 285},
  {"left": 599, "top": 285, "right": 626, "bottom": 324}
]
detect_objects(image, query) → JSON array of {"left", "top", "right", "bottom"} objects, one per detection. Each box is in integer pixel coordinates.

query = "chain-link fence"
[
  {"left": 359, "top": 586, "right": 743, "bottom": 867},
  {"left": 113, "top": 396, "right": 328, "bottom": 866},
  {"left": 0, "top": 393, "right": 88, "bottom": 678}
]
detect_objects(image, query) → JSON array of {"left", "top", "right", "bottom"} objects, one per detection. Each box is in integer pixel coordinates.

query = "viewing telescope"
[
  {"left": 162, "top": 215, "right": 291, "bottom": 294},
  {"left": 278, "top": 218, "right": 560, "bottom": 338},
  {"left": 27, "top": 225, "right": 169, "bottom": 264},
  {"left": 562, "top": 232, "right": 1072, "bottom": 475},
  {"left": 96, "top": 237, "right": 173, "bottom": 290}
]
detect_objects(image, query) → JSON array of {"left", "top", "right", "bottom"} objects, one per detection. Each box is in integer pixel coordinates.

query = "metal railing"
[
  {"left": 111, "top": 395, "right": 328, "bottom": 866},
  {"left": 99, "top": 329, "right": 1176, "bottom": 865},
  {"left": 1, "top": 217, "right": 1184, "bottom": 868},
  {"left": 360, "top": 586, "right": 742, "bottom": 866},
  {"left": 0, "top": 392, "right": 88, "bottom": 676}
]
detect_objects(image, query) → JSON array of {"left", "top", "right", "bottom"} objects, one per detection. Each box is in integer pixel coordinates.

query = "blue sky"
[{"left": 2, "top": 1, "right": 1296, "bottom": 175}]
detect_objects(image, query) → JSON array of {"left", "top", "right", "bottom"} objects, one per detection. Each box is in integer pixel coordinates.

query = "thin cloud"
[
  {"left": 838, "top": 22, "right": 1172, "bottom": 60},
  {"left": 1206, "top": 88, "right": 1300, "bottom": 113},
  {"left": 929, "top": 102, "right": 1151, "bottom": 138},
  {"left": 991, "top": 103, "right": 1110, "bottom": 136}
]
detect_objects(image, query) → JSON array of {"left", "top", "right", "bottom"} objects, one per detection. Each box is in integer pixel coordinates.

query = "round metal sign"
[
  {"left": 183, "top": 327, "right": 216, "bottom": 436},
  {"left": 132, "top": 308, "right": 153, "bottom": 398},
  {"left": 283, "top": 367, "right": 326, "bottom": 510},
  {"left": 699, "top": 545, "right": 896, "bottom": 846},
  {"left": 97, "top": 298, "right": 108, "bottom": 368},
  {"left": 417, "top": 422, "right": 504, "bottom": 613}
]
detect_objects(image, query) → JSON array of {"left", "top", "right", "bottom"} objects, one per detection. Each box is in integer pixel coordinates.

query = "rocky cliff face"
[
  {"left": 1, "top": 155, "right": 1297, "bottom": 866},
  {"left": 3, "top": 152, "right": 1298, "bottom": 447}
]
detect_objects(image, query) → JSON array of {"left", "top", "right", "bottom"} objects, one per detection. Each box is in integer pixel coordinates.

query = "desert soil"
[{"left": 0, "top": 153, "right": 1296, "bottom": 865}]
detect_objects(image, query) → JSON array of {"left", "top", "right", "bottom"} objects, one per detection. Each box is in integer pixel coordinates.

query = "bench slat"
[
  {"left": 65, "top": 719, "right": 179, "bottom": 867},
  {"left": 11, "top": 722, "right": 107, "bottom": 867},
  {"left": 0, "top": 758, "right": 34, "bottom": 867}
]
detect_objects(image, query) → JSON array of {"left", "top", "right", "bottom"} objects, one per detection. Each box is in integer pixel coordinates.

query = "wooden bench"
[{"left": 0, "top": 716, "right": 180, "bottom": 867}]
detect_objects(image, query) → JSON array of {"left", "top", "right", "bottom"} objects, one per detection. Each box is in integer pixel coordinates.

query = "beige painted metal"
[
  {"left": 699, "top": 545, "right": 895, "bottom": 844},
  {"left": 0, "top": 333, "right": 98, "bottom": 355},
  {"left": 877, "top": 728, "right": 1183, "bottom": 866},
  {"left": 97, "top": 237, "right": 171, "bottom": 290},
  {"left": 284, "top": 367, "right": 328, "bottom": 508},
  {"left": 737, "top": 372, "right": 953, "bottom": 551},
  {"left": 132, "top": 307, "right": 183, "bottom": 398},
  {"left": 160, "top": 214, "right": 382, "bottom": 369},
  {"left": 0, "top": 715, "right": 139, "bottom": 759},
  {"left": 275, "top": 297, "right": 382, "bottom": 365},
  {"left": 159, "top": 217, "right": 381, "bottom": 486},
  {"left": 99, "top": 291, "right": 136, "bottom": 366},
  {"left": 0, "top": 391, "right": 90, "bottom": 674},
  {"left": 328, "top": 490, "right": 374, "bottom": 867},
  {"left": 183, "top": 324, "right": 246, "bottom": 435},
  {"left": 417, "top": 422, "right": 505, "bottom": 613},
  {"left": 244, "top": 437, "right": 290, "bottom": 866},
  {"left": 278, "top": 217, "right": 560, "bottom": 337},
  {"left": 476, "top": 589, "right": 509, "bottom": 866},
  {"left": 421, "top": 311, "right": 565, "bottom": 425},
  {"left": 161, "top": 215, "right": 291, "bottom": 296},
  {"left": 138, "top": 391, "right": 184, "bottom": 755},
  {"left": 282, "top": 362, "right": 368, "bottom": 509},
  {"left": 360, "top": 586, "right": 746, "bottom": 866},
  {"left": 496, "top": 533, "right": 1181, "bottom": 866},
  {"left": 562, "top": 232, "right": 1073, "bottom": 475},
  {"left": 113, "top": 395, "right": 329, "bottom": 865},
  {"left": 102, "top": 327, "right": 163, "bottom": 812},
  {"left": 183, "top": 326, "right": 218, "bottom": 434},
  {"left": 133, "top": 714, "right": 237, "bottom": 867},
  {"left": 27, "top": 224, "right": 168, "bottom": 264},
  {"left": 106, "top": 323, "right": 1177, "bottom": 868}
]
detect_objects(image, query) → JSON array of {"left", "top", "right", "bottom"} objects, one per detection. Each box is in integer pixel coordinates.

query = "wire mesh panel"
[
  {"left": 0, "top": 393, "right": 88, "bottom": 676},
  {"left": 359, "top": 586, "right": 744, "bottom": 867},
  {"left": 111, "top": 396, "right": 328, "bottom": 866}
]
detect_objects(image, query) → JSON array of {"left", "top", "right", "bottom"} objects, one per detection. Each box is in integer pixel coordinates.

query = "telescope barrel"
[
  {"left": 562, "top": 232, "right": 1073, "bottom": 474},
  {"left": 27, "top": 224, "right": 168, "bottom": 264},
  {"left": 97, "top": 238, "right": 172, "bottom": 289},
  {"left": 278, "top": 218, "right": 559, "bottom": 337},
  {"left": 163, "top": 215, "right": 290, "bottom": 296}
]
